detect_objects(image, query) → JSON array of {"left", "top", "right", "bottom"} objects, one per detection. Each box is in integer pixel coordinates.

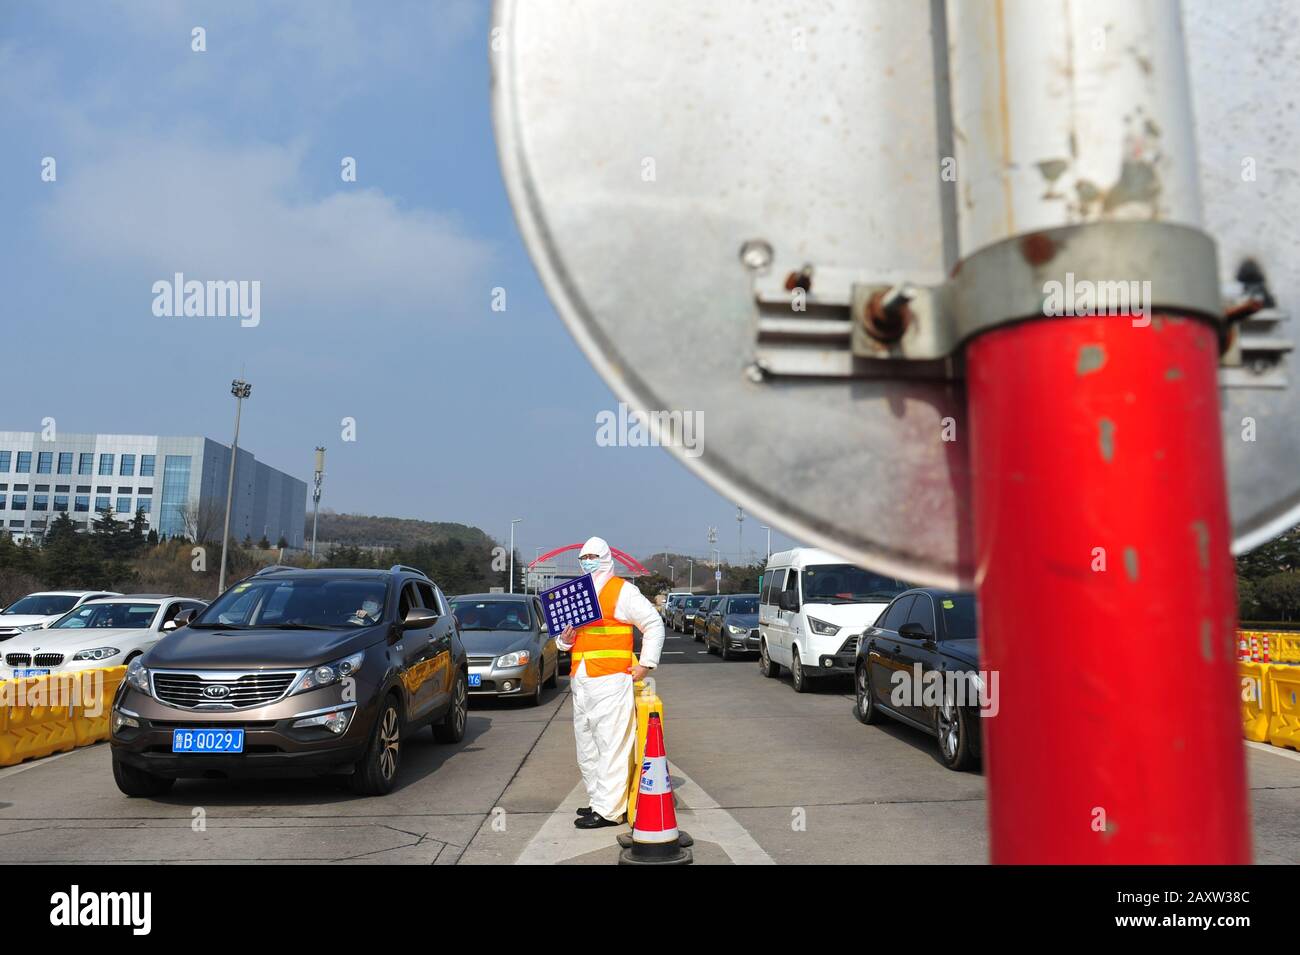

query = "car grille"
[
  {"left": 467, "top": 655, "right": 496, "bottom": 667},
  {"left": 152, "top": 671, "right": 298, "bottom": 709},
  {"left": 750, "top": 628, "right": 760, "bottom": 640},
  {"left": 34, "top": 653, "right": 64, "bottom": 667},
  {"left": 5, "top": 653, "right": 31, "bottom": 667}
]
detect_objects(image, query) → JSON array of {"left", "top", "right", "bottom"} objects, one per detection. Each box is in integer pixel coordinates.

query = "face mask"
[{"left": 580, "top": 558, "right": 601, "bottom": 573}]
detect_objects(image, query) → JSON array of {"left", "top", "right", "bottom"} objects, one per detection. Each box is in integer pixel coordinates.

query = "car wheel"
[
  {"left": 526, "top": 663, "right": 544, "bottom": 707},
  {"left": 350, "top": 697, "right": 402, "bottom": 796},
  {"left": 759, "top": 639, "right": 780, "bottom": 678},
  {"left": 433, "top": 671, "right": 469, "bottom": 743},
  {"left": 112, "top": 755, "right": 175, "bottom": 797},
  {"left": 790, "top": 647, "right": 810, "bottom": 693},
  {"left": 936, "top": 685, "right": 975, "bottom": 771},
  {"left": 855, "top": 663, "right": 882, "bottom": 725},
  {"left": 718, "top": 636, "right": 731, "bottom": 661}
]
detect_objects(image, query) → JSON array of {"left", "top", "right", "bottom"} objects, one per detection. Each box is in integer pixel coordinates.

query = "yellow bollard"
[{"left": 626, "top": 679, "right": 666, "bottom": 827}]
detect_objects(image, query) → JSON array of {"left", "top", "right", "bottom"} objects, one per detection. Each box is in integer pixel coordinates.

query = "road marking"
[
  {"left": 1246, "top": 740, "right": 1300, "bottom": 764},
  {"left": 661, "top": 651, "right": 685, "bottom": 655},
  {"left": 0, "top": 747, "right": 86, "bottom": 781},
  {"left": 512, "top": 761, "right": 774, "bottom": 864}
]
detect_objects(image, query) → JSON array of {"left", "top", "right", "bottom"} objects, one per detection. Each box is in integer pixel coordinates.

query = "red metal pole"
[{"left": 966, "top": 313, "right": 1251, "bottom": 863}]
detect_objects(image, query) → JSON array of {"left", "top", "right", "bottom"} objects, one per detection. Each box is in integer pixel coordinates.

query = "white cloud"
[{"left": 37, "top": 134, "right": 494, "bottom": 316}]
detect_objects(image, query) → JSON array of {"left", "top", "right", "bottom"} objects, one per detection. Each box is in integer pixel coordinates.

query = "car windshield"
[
  {"left": 52, "top": 603, "right": 159, "bottom": 630},
  {"left": 684, "top": 597, "right": 705, "bottom": 608},
  {"left": 938, "top": 593, "right": 978, "bottom": 640},
  {"left": 728, "top": 597, "right": 758, "bottom": 614},
  {"left": 451, "top": 600, "right": 533, "bottom": 631},
  {"left": 4, "top": 594, "right": 79, "bottom": 616},
  {"left": 802, "top": 565, "right": 908, "bottom": 603},
  {"left": 193, "top": 577, "right": 388, "bottom": 630}
]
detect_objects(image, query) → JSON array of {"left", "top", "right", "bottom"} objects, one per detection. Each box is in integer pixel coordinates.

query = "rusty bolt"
[
  {"left": 862, "top": 282, "right": 915, "bottom": 342},
  {"left": 784, "top": 264, "right": 814, "bottom": 294}
]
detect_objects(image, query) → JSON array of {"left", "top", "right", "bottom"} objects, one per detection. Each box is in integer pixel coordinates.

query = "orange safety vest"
[{"left": 571, "top": 576, "right": 636, "bottom": 677}]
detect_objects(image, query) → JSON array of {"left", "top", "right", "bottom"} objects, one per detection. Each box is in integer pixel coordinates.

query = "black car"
[
  {"left": 854, "top": 588, "right": 983, "bottom": 771},
  {"left": 693, "top": 594, "right": 724, "bottom": 641},
  {"left": 110, "top": 564, "right": 469, "bottom": 797},
  {"left": 704, "top": 593, "right": 759, "bottom": 660}
]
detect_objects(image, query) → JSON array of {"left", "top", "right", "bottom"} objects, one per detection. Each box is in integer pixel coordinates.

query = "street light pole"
[
  {"left": 508, "top": 518, "right": 522, "bottom": 593},
  {"left": 217, "top": 378, "right": 252, "bottom": 594},
  {"left": 311, "top": 446, "right": 325, "bottom": 560},
  {"left": 760, "top": 524, "right": 771, "bottom": 559},
  {"left": 687, "top": 558, "right": 693, "bottom": 592},
  {"left": 736, "top": 506, "right": 744, "bottom": 565},
  {"left": 668, "top": 563, "right": 674, "bottom": 586}
]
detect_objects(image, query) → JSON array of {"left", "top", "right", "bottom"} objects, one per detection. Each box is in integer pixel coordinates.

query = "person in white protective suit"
[{"left": 555, "top": 536, "right": 665, "bottom": 828}]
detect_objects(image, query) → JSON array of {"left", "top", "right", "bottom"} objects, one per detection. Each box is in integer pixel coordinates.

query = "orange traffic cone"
[
  {"left": 1250, "top": 634, "right": 1260, "bottom": 663},
  {"left": 618, "top": 713, "right": 692, "bottom": 865},
  {"left": 1262, "top": 635, "right": 1272, "bottom": 664},
  {"left": 1238, "top": 634, "right": 1249, "bottom": 661}
]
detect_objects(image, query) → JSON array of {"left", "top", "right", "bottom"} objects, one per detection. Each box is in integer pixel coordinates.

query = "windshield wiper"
[{"left": 266, "top": 623, "right": 337, "bottom": 630}]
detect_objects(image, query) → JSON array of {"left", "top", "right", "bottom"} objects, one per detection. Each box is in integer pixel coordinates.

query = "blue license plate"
[
  {"left": 171, "top": 728, "right": 244, "bottom": 753},
  {"left": 14, "top": 668, "right": 50, "bottom": 678},
  {"left": 467, "top": 673, "right": 482, "bottom": 687}
]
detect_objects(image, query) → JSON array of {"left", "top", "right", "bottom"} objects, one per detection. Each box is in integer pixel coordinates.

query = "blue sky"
[{"left": 0, "top": 1, "right": 799, "bottom": 566}]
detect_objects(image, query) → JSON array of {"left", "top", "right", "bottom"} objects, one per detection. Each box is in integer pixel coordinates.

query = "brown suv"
[{"left": 110, "top": 565, "right": 468, "bottom": 797}]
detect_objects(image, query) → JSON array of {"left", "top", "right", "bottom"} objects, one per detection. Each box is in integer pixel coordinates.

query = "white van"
[{"left": 758, "top": 548, "right": 908, "bottom": 692}]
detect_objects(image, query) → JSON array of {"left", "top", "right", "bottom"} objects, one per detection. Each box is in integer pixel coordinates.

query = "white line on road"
[
  {"left": 512, "top": 762, "right": 774, "bottom": 864},
  {"left": 1246, "top": 740, "right": 1300, "bottom": 764}
]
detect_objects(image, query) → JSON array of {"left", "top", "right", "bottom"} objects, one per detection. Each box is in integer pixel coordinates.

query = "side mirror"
[
  {"left": 403, "top": 607, "right": 439, "bottom": 629},
  {"left": 172, "top": 609, "right": 196, "bottom": 629},
  {"left": 898, "top": 621, "right": 931, "bottom": 639}
]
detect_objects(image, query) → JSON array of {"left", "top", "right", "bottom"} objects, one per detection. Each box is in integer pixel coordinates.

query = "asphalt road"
[{"left": 1, "top": 627, "right": 1297, "bottom": 864}]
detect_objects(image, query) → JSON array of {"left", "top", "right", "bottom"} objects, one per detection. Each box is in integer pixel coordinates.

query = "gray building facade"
[{"left": 0, "top": 431, "right": 306, "bottom": 547}]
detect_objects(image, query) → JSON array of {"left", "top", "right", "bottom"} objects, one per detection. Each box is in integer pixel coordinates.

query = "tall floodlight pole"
[
  {"left": 217, "top": 378, "right": 252, "bottom": 594},
  {"left": 508, "top": 518, "right": 522, "bottom": 593},
  {"left": 668, "top": 563, "right": 674, "bottom": 586},
  {"left": 736, "top": 506, "right": 745, "bottom": 564},
  {"left": 760, "top": 524, "right": 771, "bottom": 559},
  {"left": 687, "top": 558, "right": 694, "bottom": 591},
  {"left": 311, "top": 446, "right": 325, "bottom": 560}
]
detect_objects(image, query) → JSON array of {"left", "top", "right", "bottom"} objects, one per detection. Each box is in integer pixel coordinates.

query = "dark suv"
[{"left": 110, "top": 565, "right": 468, "bottom": 797}]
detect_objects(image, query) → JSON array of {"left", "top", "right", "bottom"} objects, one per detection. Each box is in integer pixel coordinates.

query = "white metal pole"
[{"left": 218, "top": 379, "right": 251, "bottom": 593}]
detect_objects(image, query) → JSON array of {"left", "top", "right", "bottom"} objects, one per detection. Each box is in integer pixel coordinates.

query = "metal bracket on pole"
[{"left": 751, "top": 222, "right": 1288, "bottom": 387}]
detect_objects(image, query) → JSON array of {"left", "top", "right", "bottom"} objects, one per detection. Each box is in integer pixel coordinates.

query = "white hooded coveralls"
[{"left": 555, "top": 536, "right": 665, "bottom": 821}]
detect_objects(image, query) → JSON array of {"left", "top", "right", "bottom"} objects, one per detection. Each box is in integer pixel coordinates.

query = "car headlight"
[
  {"left": 17, "top": 624, "right": 44, "bottom": 632},
  {"left": 728, "top": 624, "right": 748, "bottom": 635},
  {"left": 72, "top": 647, "right": 121, "bottom": 661},
  {"left": 806, "top": 616, "right": 841, "bottom": 636},
  {"left": 289, "top": 652, "right": 365, "bottom": 696},
  {"left": 496, "top": 650, "right": 531, "bottom": 668},
  {"left": 125, "top": 658, "right": 151, "bottom": 694}
]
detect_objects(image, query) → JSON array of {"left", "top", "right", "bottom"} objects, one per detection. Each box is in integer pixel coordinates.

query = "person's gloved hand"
[{"left": 557, "top": 625, "right": 576, "bottom": 651}]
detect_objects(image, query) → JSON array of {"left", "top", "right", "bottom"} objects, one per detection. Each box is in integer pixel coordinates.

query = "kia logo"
[{"left": 202, "top": 684, "right": 231, "bottom": 700}]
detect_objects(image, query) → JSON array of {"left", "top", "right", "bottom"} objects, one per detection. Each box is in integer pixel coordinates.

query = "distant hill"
[{"left": 309, "top": 511, "right": 497, "bottom": 551}]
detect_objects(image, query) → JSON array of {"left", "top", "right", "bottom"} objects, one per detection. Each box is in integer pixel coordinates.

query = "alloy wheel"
[
  {"left": 938, "top": 690, "right": 959, "bottom": 760},
  {"left": 378, "top": 707, "right": 400, "bottom": 780}
]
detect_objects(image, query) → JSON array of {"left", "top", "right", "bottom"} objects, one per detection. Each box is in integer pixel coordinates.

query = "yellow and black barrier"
[
  {"left": 626, "top": 679, "right": 666, "bottom": 827},
  {"left": 0, "top": 666, "right": 126, "bottom": 767}
]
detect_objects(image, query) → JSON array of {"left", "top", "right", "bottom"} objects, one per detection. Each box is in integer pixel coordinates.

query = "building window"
[
  {"left": 96, "top": 486, "right": 110, "bottom": 494},
  {"left": 57, "top": 452, "right": 73, "bottom": 475},
  {"left": 0, "top": 451, "right": 10, "bottom": 473},
  {"left": 160, "top": 455, "right": 193, "bottom": 538},
  {"left": 13, "top": 495, "right": 27, "bottom": 511},
  {"left": 116, "top": 496, "right": 132, "bottom": 514},
  {"left": 76, "top": 485, "right": 90, "bottom": 493},
  {"left": 138, "top": 487, "right": 154, "bottom": 495},
  {"left": 120, "top": 454, "right": 135, "bottom": 476},
  {"left": 94, "top": 496, "right": 110, "bottom": 513},
  {"left": 53, "top": 495, "right": 69, "bottom": 512},
  {"left": 0, "top": 495, "right": 5, "bottom": 509},
  {"left": 33, "top": 495, "right": 49, "bottom": 511},
  {"left": 16, "top": 452, "right": 31, "bottom": 473},
  {"left": 78, "top": 453, "right": 93, "bottom": 475},
  {"left": 36, "top": 452, "right": 52, "bottom": 474},
  {"left": 140, "top": 455, "right": 156, "bottom": 477},
  {"left": 136, "top": 498, "right": 152, "bottom": 514},
  {"left": 74, "top": 496, "right": 89, "bottom": 513},
  {"left": 117, "top": 486, "right": 132, "bottom": 494},
  {"left": 98, "top": 454, "right": 114, "bottom": 476}
]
